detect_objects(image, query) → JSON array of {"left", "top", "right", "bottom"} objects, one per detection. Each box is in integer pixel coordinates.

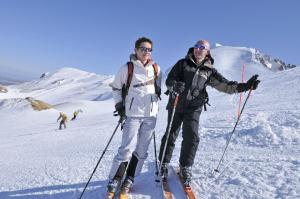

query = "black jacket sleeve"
[
  {"left": 208, "top": 69, "right": 239, "bottom": 94},
  {"left": 166, "top": 59, "right": 185, "bottom": 89}
]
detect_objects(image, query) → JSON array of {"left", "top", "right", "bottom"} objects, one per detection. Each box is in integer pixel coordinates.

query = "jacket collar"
[
  {"left": 185, "top": 47, "right": 214, "bottom": 69},
  {"left": 129, "top": 54, "right": 154, "bottom": 68}
]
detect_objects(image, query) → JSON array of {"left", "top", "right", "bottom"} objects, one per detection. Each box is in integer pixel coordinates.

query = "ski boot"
[
  {"left": 105, "top": 178, "right": 121, "bottom": 198},
  {"left": 120, "top": 177, "right": 134, "bottom": 199},
  {"left": 179, "top": 165, "right": 192, "bottom": 187},
  {"left": 160, "top": 163, "right": 169, "bottom": 181}
]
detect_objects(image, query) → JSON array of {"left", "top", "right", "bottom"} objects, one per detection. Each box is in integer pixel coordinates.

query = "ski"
[
  {"left": 119, "top": 189, "right": 131, "bottom": 199},
  {"left": 119, "top": 193, "right": 129, "bottom": 199},
  {"left": 159, "top": 178, "right": 173, "bottom": 199},
  {"left": 104, "top": 184, "right": 121, "bottom": 199},
  {"left": 105, "top": 187, "right": 130, "bottom": 199},
  {"left": 171, "top": 166, "right": 197, "bottom": 199}
]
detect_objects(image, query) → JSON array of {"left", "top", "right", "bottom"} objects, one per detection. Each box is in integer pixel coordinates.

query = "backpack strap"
[
  {"left": 122, "top": 62, "right": 160, "bottom": 100},
  {"left": 122, "top": 62, "right": 134, "bottom": 100},
  {"left": 126, "top": 61, "right": 134, "bottom": 91},
  {"left": 152, "top": 63, "right": 161, "bottom": 99},
  {"left": 152, "top": 63, "right": 158, "bottom": 79}
]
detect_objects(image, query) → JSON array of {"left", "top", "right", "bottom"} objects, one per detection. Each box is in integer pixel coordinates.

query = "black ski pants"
[{"left": 159, "top": 108, "right": 201, "bottom": 167}]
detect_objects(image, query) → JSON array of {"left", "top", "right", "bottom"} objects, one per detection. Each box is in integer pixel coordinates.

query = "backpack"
[{"left": 121, "top": 61, "right": 160, "bottom": 100}]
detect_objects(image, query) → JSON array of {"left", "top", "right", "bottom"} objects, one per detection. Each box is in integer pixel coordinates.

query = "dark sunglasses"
[
  {"left": 139, "top": 46, "right": 152, "bottom": 53},
  {"left": 194, "top": 44, "right": 208, "bottom": 50}
]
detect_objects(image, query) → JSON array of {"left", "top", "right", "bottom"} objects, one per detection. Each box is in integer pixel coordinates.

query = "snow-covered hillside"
[
  {"left": 0, "top": 67, "right": 114, "bottom": 112},
  {"left": 212, "top": 44, "right": 297, "bottom": 72},
  {"left": 0, "top": 47, "right": 299, "bottom": 199}
]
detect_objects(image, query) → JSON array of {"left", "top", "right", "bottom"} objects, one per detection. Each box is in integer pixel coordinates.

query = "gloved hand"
[
  {"left": 155, "top": 86, "right": 162, "bottom": 100},
  {"left": 172, "top": 81, "right": 185, "bottom": 94},
  {"left": 113, "top": 102, "right": 125, "bottom": 121},
  {"left": 237, "top": 74, "right": 260, "bottom": 92}
]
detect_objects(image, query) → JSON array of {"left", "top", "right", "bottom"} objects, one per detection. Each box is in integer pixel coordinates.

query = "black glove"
[
  {"left": 237, "top": 74, "right": 260, "bottom": 92},
  {"left": 114, "top": 102, "right": 125, "bottom": 121},
  {"left": 155, "top": 86, "right": 161, "bottom": 100},
  {"left": 172, "top": 81, "right": 185, "bottom": 94}
]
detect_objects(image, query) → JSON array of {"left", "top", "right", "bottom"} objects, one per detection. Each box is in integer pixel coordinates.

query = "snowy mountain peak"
[
  {"left": 56, "top": 67, "right": 93, "bottom": 75},
  {"left": 212, "top": 45, "right": 296, "bottom": 72},
  {"left": 252, "top": 49, "right": 297, "bottom": 71},
  {"left": 44, "top": 67, "right": 96, "bottom": 80},
  {"left": 209, "top": 45, "right": 297, "bottom": 79},
  {"left": 1, "top": 67, "right": 114, "bottom": 106}
]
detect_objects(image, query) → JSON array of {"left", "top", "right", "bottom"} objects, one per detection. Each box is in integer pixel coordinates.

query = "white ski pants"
[{"left": 108, "top": 116, "right": 156, "bottom": 179}]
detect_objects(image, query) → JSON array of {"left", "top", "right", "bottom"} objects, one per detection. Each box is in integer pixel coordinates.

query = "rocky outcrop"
[
  {"left": 0, "top": 85, "right": 8, "bottom": 93},
  {"left": 40, "top": 72, "right": 49, "bottom": 79},
  {"left": 254, "top": 49, "right": 297, "bottom": 71},
  {"left": 25, "top": 97, "right": 52, "bottom": 111}
]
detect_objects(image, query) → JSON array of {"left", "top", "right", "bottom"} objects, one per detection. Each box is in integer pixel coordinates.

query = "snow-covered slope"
[
  {"left": 0, "top": 50, "right": 299, "bottom": 199},
  {"left": 0, "top": 67, "right": 114, "bottom": 113},
  {"left": 12, "top": 67, "right": 114, "bottom": 104}
]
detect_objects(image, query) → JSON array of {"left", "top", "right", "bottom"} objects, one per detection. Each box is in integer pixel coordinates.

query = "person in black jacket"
[{"left": 159, "top": 39, "right": 260, "bottom": 187}]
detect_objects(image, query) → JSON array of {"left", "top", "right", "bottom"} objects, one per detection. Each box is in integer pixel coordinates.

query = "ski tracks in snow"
[{"left": 191, "top": 140, "right": 300, "bottom": 198}]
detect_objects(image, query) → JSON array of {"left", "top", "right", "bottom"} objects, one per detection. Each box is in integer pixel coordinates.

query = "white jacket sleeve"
[{"left": 109, "top": 64, "right": 128, "bottom": 104}]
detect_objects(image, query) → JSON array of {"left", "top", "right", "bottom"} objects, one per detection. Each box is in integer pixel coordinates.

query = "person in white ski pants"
[
  {"left": 106, "top": 37, "right": 162, "bottom": 194},
  {"left": 108, "top": 117, "right": 156, "bottom": 179}
]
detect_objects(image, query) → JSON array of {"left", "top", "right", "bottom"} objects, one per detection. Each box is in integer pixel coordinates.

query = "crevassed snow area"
[{"left": 0, "top": 55, "right": 300, "bottom": 198}]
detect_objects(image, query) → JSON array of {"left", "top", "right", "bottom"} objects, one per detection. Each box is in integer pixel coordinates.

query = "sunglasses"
[
  {"left": 138, "top": 46, "right": 152, "bottom": 53},
  {"left": 194, "top": 44, "right": 208, "bottom": 50}
]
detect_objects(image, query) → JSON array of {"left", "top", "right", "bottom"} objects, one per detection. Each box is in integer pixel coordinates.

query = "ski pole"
[
  {"left": 78, "top": 119, "right": 122, "bottom": 199},
  {"left": 158, "top": 94, "right": 180, "bottom": 179},
  {"left": 213, "top": 88, "right": 253, "bottom": 174},
  {"left": 153, "top": 131, "right": 159, "bottom": 176},
  {"left": 237, "top": 64, "right": 245, "bottom": 118}
]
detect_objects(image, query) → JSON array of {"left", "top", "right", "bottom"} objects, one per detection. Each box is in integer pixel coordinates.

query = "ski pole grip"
[{"left": 174, "top": 94, "right": 179, "bottom": 107}]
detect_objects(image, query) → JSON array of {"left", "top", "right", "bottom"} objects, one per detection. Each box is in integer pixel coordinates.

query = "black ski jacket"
[{"left": 166, "top": 48, "right": 240, "bottom": 112}]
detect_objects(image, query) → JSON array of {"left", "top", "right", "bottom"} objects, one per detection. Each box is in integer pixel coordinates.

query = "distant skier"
[
  {"left": 107, "top": 37, "right": 162, "bottom": 196},
  {"left": 158, "top": 39, "right": 260, "bottom": 187},
  {"left": 57, "top": 112, "right": 68, "bottom": 130},
  {"left": 71, "top": 109, "right": 82, "bottom": 121}
]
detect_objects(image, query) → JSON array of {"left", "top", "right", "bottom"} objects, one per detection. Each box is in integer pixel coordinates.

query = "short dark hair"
[{"left": 135, "top": 37, "right": 153, "bottom": 49}]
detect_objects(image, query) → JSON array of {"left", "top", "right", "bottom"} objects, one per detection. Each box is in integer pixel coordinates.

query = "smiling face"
[
  {"left": 193, "top": 40, "right": 210, "bottom": 63},
  {"left": 135, "top": 42, "right": 152, "bottom": 65}
]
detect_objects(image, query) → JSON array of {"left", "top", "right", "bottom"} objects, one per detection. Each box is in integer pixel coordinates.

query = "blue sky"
[{"left": 0, "top": 0, "right": 299, "bottom": 80}]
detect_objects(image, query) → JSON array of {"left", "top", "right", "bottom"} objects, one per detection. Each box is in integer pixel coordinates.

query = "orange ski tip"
[{"left": 119, "top": 193, "right": 129, "bottom": 199}]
